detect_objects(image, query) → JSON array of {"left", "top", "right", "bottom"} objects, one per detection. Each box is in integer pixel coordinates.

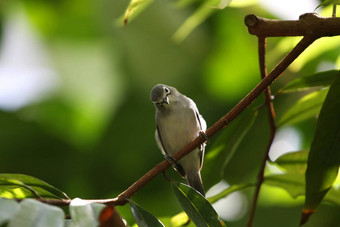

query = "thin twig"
[
  {"left": 247, "top": 37, "right": 277, "bottom": 227},
  {"left": 15, "top": 198, "right": 71, "bottom": 206},
  {"left": 333, "top": 5, "right": 337, "bottom": 17}
]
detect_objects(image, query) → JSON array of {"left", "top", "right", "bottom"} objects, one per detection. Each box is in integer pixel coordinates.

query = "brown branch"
[
  {"left": 21, "top": 13, "right": 340, "bottom": 210},
  {"left": 104, "top": 35, "right": 317, "bottom": 207},
  {"left": 25, "top": 37, "right": 317, "bottom": 208},
  {"left": 15, "top": 198, "right": 71, "bottom": 206},
  {"left": 245, "top": 13, "right": 340, "bottom": 37}
]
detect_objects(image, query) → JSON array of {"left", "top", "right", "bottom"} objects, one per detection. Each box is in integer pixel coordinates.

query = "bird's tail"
[{"left": 186, "top": 171, "right": 205, "bottom": 197}]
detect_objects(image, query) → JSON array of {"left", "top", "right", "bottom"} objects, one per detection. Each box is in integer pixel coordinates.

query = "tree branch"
[
  {"left": 24, "top": 13, "right": 340, "bottom": 210},
  {"left": 98, "top": 35, "right": 317, "bottom": 207},
  {"left": 243, "top": 12, "right": 340, "bottom": 226},
  {"left": 245, "top": 13, "right": 340, "bottom": 37}
]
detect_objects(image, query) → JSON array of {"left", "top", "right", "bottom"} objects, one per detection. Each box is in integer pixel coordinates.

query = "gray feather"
[{"left": 151, "top": 84, "right": 206, "bottom": 196}]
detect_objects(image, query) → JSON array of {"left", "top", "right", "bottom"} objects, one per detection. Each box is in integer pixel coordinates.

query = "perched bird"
[{"left": 150, "top": 84, "right": 206, "bottom": 196}]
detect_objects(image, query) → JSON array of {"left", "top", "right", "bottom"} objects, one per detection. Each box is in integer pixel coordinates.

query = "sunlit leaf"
[
  {"left": 129, "top": 199, "right": 164, "bottom": 227},
  {"left": 265, "top": 151, "right": 308, "bottom": 199},
  {"left": 0, "top": 174, "right": 69, "bottom": 199},
  {"left": 316, "top": 0, "right": 340, "bottom": 9},
  {"left": 202, "top": 110, "right": 258, "bottom": 189},
  {"left": 69, "top": 198, "right": 106, "bottom": 226},
  {"left": 213, "top": 0, "right": 233, "bottom": 9},
  {"left": 278, "top": 70, "right": 339, "bottom": 93},
  {"left": 7, "top": 199, "right": 64, "bottom": 227},
  {"left": 172, "top": 1, "right": 218, "bottom": 43},
  {"left": 277, "top": 89, "right": 328, "bottom": 127},
  {"left": 264, "top": 150, "right": 340, "bottom": 207},
  {"left": 171, "top": 182, "right": 224, "bottom": 227},
  {"left": 173, "top": 0, "right": 259, "bottom": 42},
  {"left": 121, "top": 0, "right": 154, "bottom": 26},
  {"left": 270, "top": 150, "right": 309, "bottom": 174},
  {"left": 278, "top": 36, "right": 340, "bottom": 72},
  {"left": 264, "top": 174, "right": 305, "bottom": 199},
  {"left": 175, "top": 0, "right": 200, "bottom": 8},
  {"left": 324, "top": 184, "right": 340, "bottom": 205},
  {"left": 229, "top": 0, "right": 258, "bottom": 7},
  {"left": 169, "top": 212, "right": 190, "bottom": 226},
  {"left": 0, "top": 198, "right": 19, "bottom": 225},
  {"left": 301, "top": 75, "right": 340, "bottom": 225},
  {"left": 207, "top": 183, "right": 255, "bottom": 204}
]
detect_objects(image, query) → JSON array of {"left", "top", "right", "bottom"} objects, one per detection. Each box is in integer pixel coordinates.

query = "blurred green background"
[{"left": 0, "top": 0, "right": 339, "bottom": 226}]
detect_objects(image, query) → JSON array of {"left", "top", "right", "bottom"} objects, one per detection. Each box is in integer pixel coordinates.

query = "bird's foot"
[
  {"left": 164, "top": 154, "right": 177, "bottom": 165},
  {"left": 164, "top": 154, "right": 183, "bottom": 173},
  {"left": 199, "top": 130, "right": 209, "bottom": 144}
]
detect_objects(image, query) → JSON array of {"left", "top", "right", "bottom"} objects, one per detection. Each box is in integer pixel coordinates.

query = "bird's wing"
[
  {"left": 195, "top": 110, "right": 206, "bottom": 170},
  {"left": 155, "top": 125, "right": 166, "bottom": 156},
  {"left": 155, "top": 125, "right": 186, "bottom": 177},
  {"left": 196, "top": 111, "right": 207, "bottom": 131}
]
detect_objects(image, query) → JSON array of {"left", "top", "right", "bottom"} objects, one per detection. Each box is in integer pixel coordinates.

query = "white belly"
[{"left": 157, "top": 108, "right": 201, "bottom": 171}]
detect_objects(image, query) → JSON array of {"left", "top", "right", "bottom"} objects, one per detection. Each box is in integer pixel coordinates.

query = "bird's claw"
[
  {"left": 164, "top": 154, "right": 177, "bottom": 165},
  {"left": 199, "top": 131, "right": 209, "bottom": 144}
]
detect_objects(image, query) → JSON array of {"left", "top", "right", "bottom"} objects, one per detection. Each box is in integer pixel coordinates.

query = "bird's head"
[{"left": 150, "top": 84, "right": 177, "bottom": 108}]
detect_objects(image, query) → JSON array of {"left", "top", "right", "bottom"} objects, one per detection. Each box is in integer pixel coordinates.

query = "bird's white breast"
[{"left": 157, "top": 102, "right": 200, "bottom": 155}]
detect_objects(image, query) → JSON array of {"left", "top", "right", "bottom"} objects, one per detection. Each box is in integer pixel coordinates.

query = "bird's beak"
[
  {"left": 163, "top": 96, "right": 169, "bottom": 105},
  {"left": 154, "top": 96, "right": 169, "bottom": 107}
]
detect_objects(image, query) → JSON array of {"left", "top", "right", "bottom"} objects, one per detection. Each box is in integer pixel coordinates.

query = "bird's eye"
[{"left": 164, "top": 87, "right": 171, "bottom": 95}]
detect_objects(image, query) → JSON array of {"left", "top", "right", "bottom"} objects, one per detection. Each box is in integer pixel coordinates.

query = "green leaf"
[
  {"left": 229, "top": 0, "right": 258, "bottom": 7},
  {"left": 0, "top": 198, "right": 19, "bottom": 225},
  {"left": 264, "top": 149, "right": 340, "bottom": 207},
  {"left": 171, "top": 182, "right": 224, "bottom": 227},
  {"left": 173, "top": 0, "right": 257, "bottom": 42},
  {"left": 202, "top": 110, "right": 258, "bottom": 189},
  {"left": 264, "top": 174, "right": 305, "bottom": 199},
  {"left": 278, "top": 70, "right": 339, "bottom": 93},
  {"left": 207, "top": 183, "right": 255, "bottom": 204},
  {"left": 265, "top": 151, "right": 308, "bottom": 199},
  {"left": 168, "top": 212, "right": 191, "bottom": 227},
  {"left": 69, "top": 198, "right": 106, "bottom": 227},
  {"left": 316, "top": 0, "right": 340, "bottom": 9},
  {"left": 172, "top": 0, "right": 222, "bottom": 43},
  {"left": 129, "top": 199, "right": 164, "bottom": 227},
  {"left": 175, "top": 0, "right": 200, "bottom": 8},
  {"left": 213, "top": 0, "right": 233, "bottom": 9},
  {"left": 324, "top": 186, "right": 340, "bottom": 206},
  {"left": 0, "top": 174, "right": 69, "bottom": 199},
  {"left": 120, "top": 0, "right": 154, "bottom": 26},
  {"left": 270, "top": 150, "right": 309, "bottom": 174},
  {"left": 7, "top": 199, "right": 64, "bottom": 227},
  {"left": 302, "top": 74, "right": 340, "bottom": 224},
  {"left": 277, "top": 89, "right": 328, "bottom": 127}
]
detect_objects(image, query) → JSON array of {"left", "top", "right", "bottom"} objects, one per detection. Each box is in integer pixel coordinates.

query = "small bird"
[{"left": 150, "top": 84, "right": 206, "bottom": 196}]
